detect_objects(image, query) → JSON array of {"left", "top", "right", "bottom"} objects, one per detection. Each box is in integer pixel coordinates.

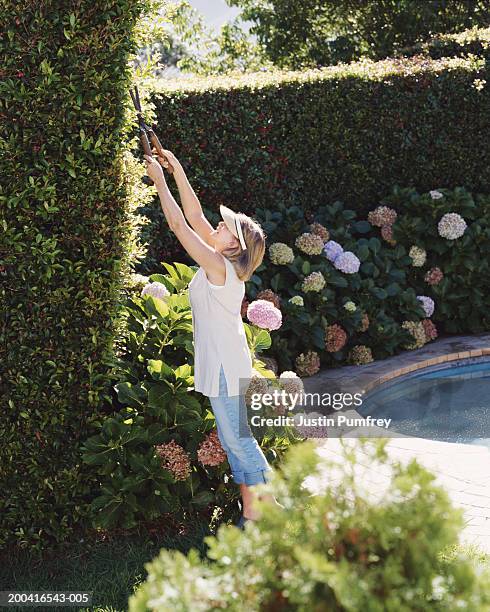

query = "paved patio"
[{"left": 304, "top": 333, "right": 490, "bottom": 553}]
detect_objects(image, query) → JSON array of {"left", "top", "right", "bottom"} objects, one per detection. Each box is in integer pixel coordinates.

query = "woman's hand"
[
  {"left": 151, "top": 147, "right": 183, "bottom": 177},
  {"left": 144, "top": 154, "right": 165, "bottom": 186}
]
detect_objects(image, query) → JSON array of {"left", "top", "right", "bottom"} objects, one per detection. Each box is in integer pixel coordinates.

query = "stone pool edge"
[{"left": 304, "top": 332, "right": 490, "bottom": 397}]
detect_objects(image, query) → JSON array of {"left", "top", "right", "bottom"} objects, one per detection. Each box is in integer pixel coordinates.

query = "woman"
[{"left": 144, "top": 149, "right": 281, "bottom": 527}]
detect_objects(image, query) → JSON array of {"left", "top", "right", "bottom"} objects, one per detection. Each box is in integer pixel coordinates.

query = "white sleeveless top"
[{"left": 188, "top": 256, "right": 253, "bottom": 397}]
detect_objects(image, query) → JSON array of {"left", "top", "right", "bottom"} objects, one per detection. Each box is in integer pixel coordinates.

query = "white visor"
[{"left": 219, "top": 204, "right": 247, "bottom": 250}]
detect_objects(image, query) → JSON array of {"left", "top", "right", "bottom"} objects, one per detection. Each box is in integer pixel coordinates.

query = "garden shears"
[{"left": 129, "top": 85, "right": 174, "bottom": 185}]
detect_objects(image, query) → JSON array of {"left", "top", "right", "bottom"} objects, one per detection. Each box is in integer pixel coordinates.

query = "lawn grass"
[{"left": 0, "top": 514, "right": 217, "bottom": 612}]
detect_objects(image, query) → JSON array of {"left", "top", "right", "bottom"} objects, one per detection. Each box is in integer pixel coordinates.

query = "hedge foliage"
[
  {"left": 0, "top": 1, "right": 156, "bottom": 550},
  {"left": 134, "top": 27, "right": 490, "bottom": 272},
  {"left": 398, "top": 25, "right": 490, "bottom": 59}
]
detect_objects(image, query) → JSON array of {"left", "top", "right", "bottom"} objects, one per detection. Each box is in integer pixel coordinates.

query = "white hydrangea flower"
[
  {"left": 269, "top": 242, "right": 294, "bottom": 265},
  {"left": 289, "top": 295, "right": 304, "bottom": 307},
  {"left": 343, "top": 301, "right": 356, "bottom": 313},
  {"left": 279, "top": 371, "right": 304, "bottom": 395},
  {"left": 141, "top": 281, "right": 170, "bottom": 300},
  {"left": 429, "top": 190, "right": 443, "bottom": 200},
  {"left": 437, "top": 213, "right": 467, "bottom": 240},
  {"left": 409, "top": 245, "right": 427, "bottom": 267},
  {"left": 280, "top": 370, "right": 299, "bottom": 379},
  {"left": 132, "top": 273, "right": 150, "bottom": 285}
]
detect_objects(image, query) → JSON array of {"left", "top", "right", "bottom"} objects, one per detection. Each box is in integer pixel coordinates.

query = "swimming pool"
[{"left": 358, "top": 357, "right": 490, "bottom": 448}]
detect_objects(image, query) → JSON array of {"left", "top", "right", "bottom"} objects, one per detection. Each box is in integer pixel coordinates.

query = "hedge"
[
  {"left": 397, "top": 25, "right": 490, "bottom": 59},
  {"left": 0, "top": 1, "right": 155, "bottom": 550},
  {"left": 134, "top": 27, "right": 490, "bottom": 273}
]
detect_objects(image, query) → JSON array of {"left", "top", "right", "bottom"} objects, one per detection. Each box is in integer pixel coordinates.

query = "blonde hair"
[{"left": 222, "top": 213, "right": 266, "bottom": 282}]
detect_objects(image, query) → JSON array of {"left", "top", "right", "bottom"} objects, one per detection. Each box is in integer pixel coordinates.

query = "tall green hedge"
[
  {"left": 0, "top": 1, "right": 154, "bottom": 550},
  {"left": 135, "top": 28, "right": 490, "bottom": 272}
]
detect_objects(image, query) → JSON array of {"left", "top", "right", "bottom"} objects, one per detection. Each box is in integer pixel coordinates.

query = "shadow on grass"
[{"left": 0, "top": 513, "right": 222, "bottom": 612}]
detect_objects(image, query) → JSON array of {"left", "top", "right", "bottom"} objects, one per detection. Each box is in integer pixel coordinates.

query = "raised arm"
[
  {"left": 153, "top": 148, "right": 215, "bottom": 246},
  {"left": 144, "top": 154, "right": 226, "bottom": 285}
]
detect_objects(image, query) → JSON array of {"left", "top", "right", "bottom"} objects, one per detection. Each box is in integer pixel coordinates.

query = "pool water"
[{"left": 359, "top": 357, "right": 490, "bottom": 448}]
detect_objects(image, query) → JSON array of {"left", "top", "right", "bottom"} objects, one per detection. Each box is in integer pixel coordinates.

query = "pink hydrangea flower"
[
  {"left": 424, "top": 267, "right": 444, "bottom": 286},
  {"left": 325, "top": 324, "right": 347, "bottom": 352},
  {"left": 422, "top": 319, "right": 438, "bottom": 341},
  {"left": 368, "top": 206, "right": 397, "bottom": 227},
  {"left": 155, "top": 440, "right": 191, "bottom": 481},
  {"left": 247, "top": 299, "right": 282, "bottom": 330},
  {"left": 197, "top": 430, "right": 227, "bottom": 467}
]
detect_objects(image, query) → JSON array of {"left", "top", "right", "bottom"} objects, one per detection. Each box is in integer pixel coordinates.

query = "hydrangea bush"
[
  {"left": 385, "top": 186, "right": 490, "bottom": 333},
  {"left": 244, "top": 186, "right": 489, "bottom": 372},
  {"left": 81, "top": 263, "right": 295, "bottom": 529}
]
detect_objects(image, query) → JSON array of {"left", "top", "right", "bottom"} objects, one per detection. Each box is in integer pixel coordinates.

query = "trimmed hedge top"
[
  {"left": 398, "top": 25, "right": 490, "bottom": 58},
  {"left": 148, "top": 50, "right": 487, "bottom": 94}
]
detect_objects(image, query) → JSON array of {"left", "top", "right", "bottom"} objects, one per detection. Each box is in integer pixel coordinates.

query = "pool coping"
[
  {"left": 304, "top": 332, "right": 490, "bottom": 397},
  {"left": 306, "top": 333, "right": 490, "bottom": 552}
]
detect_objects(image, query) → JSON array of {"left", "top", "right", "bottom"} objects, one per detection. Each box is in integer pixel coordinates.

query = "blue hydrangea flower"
[
  {"left": 334, "top": 251, "right": 361, "bottom": 274},
  {"left": 323, "top": 240, "right": 344, "bottom": 262},
  {"left": 417, "top": 295, "right": 435, "bottom": 317}
]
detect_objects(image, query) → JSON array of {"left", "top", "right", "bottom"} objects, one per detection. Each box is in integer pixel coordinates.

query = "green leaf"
[
  {"left": 357, "top": 244, "right": 370, "bottom": 261},
  {"left": 328, "top": 275, "right": 348, "bottom": 288},
  {"left": 190, "top": 490, "right": 215, "bottom": 506},
  {"left": 254, "top": 329, "right": 272, "bottom": 352},
  {"left": 115, "top": 382, "right": 146, "bottom": 408},
  {"left": 386, "top": 283, "right": 401, "bottom": 296},
  {"left": 353, "top": 220, "right": 371, "bottom": 233},
  {"left": 368, "top": 237, "right": 382, "bottom": 254},
  {"left": 370, "top": 287, "right": 388, "bottom": 300},
  {"left": 144, "top": 295, "right": 170, "bottom": 319},
  {"left": 360, "top": 262, "right": 375, "bottom": 275}
]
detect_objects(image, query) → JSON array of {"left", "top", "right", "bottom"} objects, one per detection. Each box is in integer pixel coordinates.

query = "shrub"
[
  {"left": 383, "top": 186, "right": 490, "bottom": 333},
  {"left": 240, "top": 186, "right": 489, "bottom": 373},
  {"left": 244, "top": 196, "right": 423, "bottom": 371},
  {"left": 129, "top": 440, "right": 490, "bottom": 611},
  {"left": 81, "top": 263, "right": 297, "bottom": 529},
  {"left": 0, "top": 0, "right": 157, "bottom": 550}
]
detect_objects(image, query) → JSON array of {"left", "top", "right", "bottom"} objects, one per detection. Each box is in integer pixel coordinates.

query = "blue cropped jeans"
[{"left": 208, "top": 364, "right": 273, "bottom": 486}]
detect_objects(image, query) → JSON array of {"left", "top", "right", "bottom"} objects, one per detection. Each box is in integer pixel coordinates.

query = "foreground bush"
[
  {"left": 82, "top": 264, "right": 297, "bottom": 529},
  {"left": 129, "top": 439, "right": 490, "bottom": 611}
]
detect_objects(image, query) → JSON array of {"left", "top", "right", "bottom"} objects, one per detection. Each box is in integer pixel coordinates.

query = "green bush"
[
  {"left": 129, "top": 439, "right": 490, "bottom": 611},
  {"left": 242, "top": 186, "right": 489, "bottom": 373},
  {"left": 134, "top": 29, "right": 490, "bottom": 273},
  {"left": 81, "top": 263, "right": 297, "bottom": 529},
  {"left": 0, "top": 1, "right": 158, "bottom": 549},
  {"left": 381, "top": 186, "right": 490, "bottom": 334},
  {"left": 248, "top": 196, "right": 419, "bottom": 372}
]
